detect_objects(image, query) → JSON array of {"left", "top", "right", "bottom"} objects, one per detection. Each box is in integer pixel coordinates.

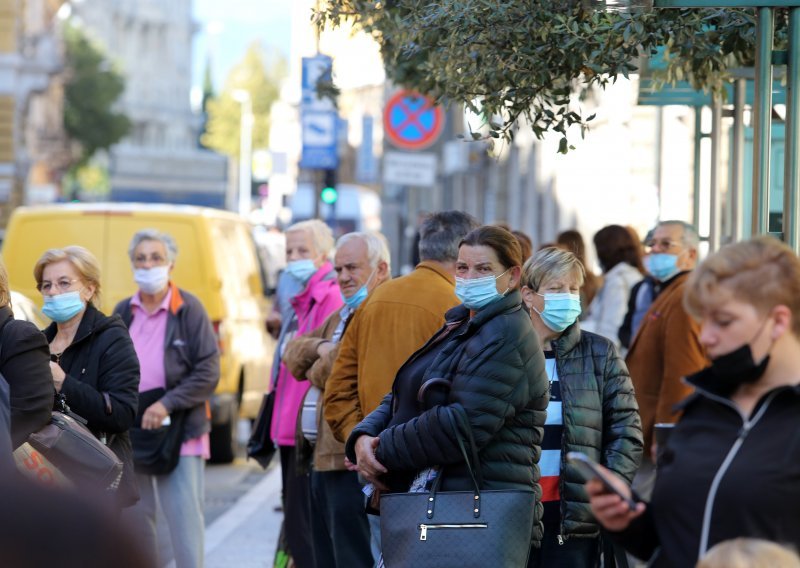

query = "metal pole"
[
  {"left": 709, "top": 94, "right": 723, "bottom": 252},
  {"left": 785, "top": 7, "right": 800, "bottom": 250},
  {"left": 693, "top": 107, "right": 703, "bottom": 230},
  {"left": 731, "top": 78, "right": 746, "bottom": 243},
  {"left": 752, "top": 7, "right": 774, "bottom": 235},
  {"left": 238, "top": 95, "right": 253, "bottom": 217}
]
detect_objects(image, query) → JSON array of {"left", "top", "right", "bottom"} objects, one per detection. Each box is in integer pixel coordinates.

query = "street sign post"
[
  {"left": 300, "top": 111, "right": 338, "bottom": 169},
  {"left": 383, "top": 91, "right": 444, "bottom": 151},
  {"left": 383, "top": 151, "right": 438, "bottom": 187}
]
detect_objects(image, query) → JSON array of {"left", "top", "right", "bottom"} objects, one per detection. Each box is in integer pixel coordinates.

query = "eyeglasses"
[
  {"left": 40, "top": 278, "right": 80, "bottom": 293},
  {"left": 133, "top": 253, "right": 168, "bottom": 266},
  {"left": 645, "top": 239, "right": 682, "bottom": 253}
]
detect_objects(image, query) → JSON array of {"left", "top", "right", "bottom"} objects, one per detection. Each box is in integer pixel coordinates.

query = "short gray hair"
[
  {"left": 128, "top": 229, "right": 178, "bottom": 263},
  {"left": 419, "top": 211, "right": 480, "bottom": 263},
  {"left": 522, "top": 247, "right": 585, "bottom": 292},
  {"left": 658, "top": 220, "right": 700, "bottom": 250},
  {"left": 336, "top": 231, "right": 391, "bottom": 273},
  {"left": 287, "top": 219, "right": 334, "bottom": 257}
]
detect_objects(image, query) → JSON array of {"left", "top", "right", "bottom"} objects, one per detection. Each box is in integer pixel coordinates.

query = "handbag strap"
[{"left": 427, "top": 409, "right": 484, "bottom": 519}]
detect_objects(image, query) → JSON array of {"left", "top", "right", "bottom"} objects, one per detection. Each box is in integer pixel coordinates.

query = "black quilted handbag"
[{"left": 380, "top": 410, "right": 535, "bottom": 567}]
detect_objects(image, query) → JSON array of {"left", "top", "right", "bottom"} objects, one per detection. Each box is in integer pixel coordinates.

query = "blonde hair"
[
  {"left": 522, "top": 246, "right": 585, "bottom": 292},
  {"left": 684, "top": 236, "right": 800, "bottom": 335},
  {"left": 287, "top": 219, "right": 334, "bottom": 258},
  {"left": 34, "top": 246, "right": 102, "bottom": 304},
  {"left": 697, "top": 538, "right": 800, "bottom": 568},
  {"left": 0, "top": 257, "right": 10, "bottom": 308}
]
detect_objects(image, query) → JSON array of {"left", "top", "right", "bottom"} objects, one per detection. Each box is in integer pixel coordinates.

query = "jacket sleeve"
[
  {"left": 61, "top": 327, "right": 140, "bottom": 434},
  {"left": 599, "top": 340, "right": 643, "bottom": 483},
  {"left": 323, "top": 310, "right": 362, "bottom": 443},
  {"left": 608, "top": 507, "right": 660, "bottom": 561},
  {"left": 3, "top": 321, "right": 54, "bottom": 448},
  {"left": 655, "top": 302, "right": 706, "bottom": 426},
  {"left": 618, "top": 280, "right": 643, "bottom": 350},
  {"left": 160, "top": 300, "right": 221, "bottom": 413},
  {"left": 345, "top": 393, "right": 394, "bottom": 464},
  {"left": 282, "top": 322, "right": 329, "bottom": 381},
  {"left": 375, "top": 323, "right": 548, "bottom": 472},
  {"left": 307, "top": 344, "right": 339, "bottom": 390}
]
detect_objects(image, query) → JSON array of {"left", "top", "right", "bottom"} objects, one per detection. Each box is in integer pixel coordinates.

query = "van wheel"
[{"left": 209, "top": 401, "right": 238, "bottom": 464}]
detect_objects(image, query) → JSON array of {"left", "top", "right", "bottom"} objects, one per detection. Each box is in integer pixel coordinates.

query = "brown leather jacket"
[{"left": 625, "top": 272, "right": 708, "bottom": 453}]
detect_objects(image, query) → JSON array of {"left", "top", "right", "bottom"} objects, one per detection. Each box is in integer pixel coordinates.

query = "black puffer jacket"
[
  {"left": 549, "top": 323, "right": 643, "bottom": 540},
  {"left": 44, "top": 304, "right": 140, "bottom": 507},
  {"left": 346, "top": 291, "right": 549, "bottom": 544}
]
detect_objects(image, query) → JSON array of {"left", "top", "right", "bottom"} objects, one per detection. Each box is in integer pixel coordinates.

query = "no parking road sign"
[{"left": 384, "top": 91, "right": 444, "bottom": 151}]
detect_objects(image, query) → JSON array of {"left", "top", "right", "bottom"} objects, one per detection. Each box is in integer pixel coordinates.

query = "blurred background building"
[{"left": 69, "top": 0, "right": 227, "bottom": 206}]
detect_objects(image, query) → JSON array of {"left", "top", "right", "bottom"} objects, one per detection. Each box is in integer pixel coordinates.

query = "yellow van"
[{"left": 2, "top": 203, "right": 275, "bottom": 462}]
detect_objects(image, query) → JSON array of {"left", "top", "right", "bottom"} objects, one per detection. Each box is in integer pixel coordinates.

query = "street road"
[{"left": 157, "top": 423, "right": 284, "bottom": 567}]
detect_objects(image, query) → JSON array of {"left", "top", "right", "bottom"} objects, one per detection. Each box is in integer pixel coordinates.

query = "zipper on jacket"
[
  {"left": 418, "top": 523, "right": 488, "bottom": 541},
  {"left": 697, "top": 389, "right": 780, "bottom": 559},
  {"left": 549, "top": 342, "right": 570, "bottom": 547}
]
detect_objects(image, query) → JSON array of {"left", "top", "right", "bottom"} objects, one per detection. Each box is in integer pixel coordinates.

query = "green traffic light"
[{"left": 321, "top": 186, "right": 338, "bottom": 204}]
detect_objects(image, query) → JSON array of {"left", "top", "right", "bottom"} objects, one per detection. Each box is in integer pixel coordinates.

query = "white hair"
[
  {"left": 128, "top": 229, "right": 178, "bottom": 262},
  {"left": 336, "top": 231, "right": 391, "bottom": 273},
  {"left": 286, "top": 219, "right": 335, "bottom": 257}
]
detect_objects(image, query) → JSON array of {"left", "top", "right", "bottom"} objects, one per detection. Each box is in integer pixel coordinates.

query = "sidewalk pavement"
[{"left": 204, "top": 464, "right": 283, "bottom": 567}]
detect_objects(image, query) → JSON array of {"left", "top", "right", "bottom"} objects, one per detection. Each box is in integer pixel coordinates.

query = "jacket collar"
[
  {"left": 416, "top": 260, "right": 455, "bottom": 285},
  {"left": 44, "top": 303, "right": 106, "bottom": 344},
  {"left": 552, "top": 320, "right": 582, "bottom": 357},
  {"left": 167, "top": 282, "right": 184, "bottom": 315},
  {"left": 292, "top": 261, "right": 335, "bottom": 308}
]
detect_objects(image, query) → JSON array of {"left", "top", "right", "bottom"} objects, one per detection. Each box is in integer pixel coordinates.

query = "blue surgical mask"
[
  {"left": 534, "top": 292, "right": 582, "bottom": 332},
  {"left": 645, "top": 253, "right": 679, "bottom": 282},
  {"left": 455, "top": 269, "right": 509, "bottom": 311},
  {"left": 42, "top": 290, "right": 86, "bottom": 323},
  {"left": 285, "top": 259, "right": 317, "bottom": 283},
  {"left": 341, "top": 268, "right": 376, "bottom": 310}
]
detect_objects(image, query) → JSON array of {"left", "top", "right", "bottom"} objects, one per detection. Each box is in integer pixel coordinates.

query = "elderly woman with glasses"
[
  {"left": 35, "top": 246, "right": 140, "bottom": 508},
  {"left": 520, "top": 247, "right": 642, "bottom": 567}
]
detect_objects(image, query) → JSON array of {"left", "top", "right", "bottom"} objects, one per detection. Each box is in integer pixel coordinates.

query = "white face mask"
[{"left": 134, "top": 265, "right": 170, "bottom": 294}]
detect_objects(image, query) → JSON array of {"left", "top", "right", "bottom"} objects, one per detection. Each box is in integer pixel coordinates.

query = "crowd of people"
[{"left": 3, "top": 211, "right": 800, "bottom": 568}]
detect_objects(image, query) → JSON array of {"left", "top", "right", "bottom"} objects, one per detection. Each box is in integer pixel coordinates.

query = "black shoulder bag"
[
  {"left": 379, "top": 409, "right": 536, "bottom": 568},
  {"left": 129, "top": 387, "right": 187, "bottom": 475}
]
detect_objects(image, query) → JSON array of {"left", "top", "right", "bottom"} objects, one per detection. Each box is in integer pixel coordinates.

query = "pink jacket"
[{"left": 271, "top": 262, "right": 342, "bottom": 446}]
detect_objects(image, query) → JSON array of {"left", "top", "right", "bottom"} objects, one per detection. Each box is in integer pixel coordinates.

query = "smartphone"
[{"left": 566, "top": 451, "right": 638, "bottom": 510}]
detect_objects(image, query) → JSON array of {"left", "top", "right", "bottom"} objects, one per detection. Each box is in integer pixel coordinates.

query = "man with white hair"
[{"left": 283, "top": 231, "right": 391, "bottom": 567}]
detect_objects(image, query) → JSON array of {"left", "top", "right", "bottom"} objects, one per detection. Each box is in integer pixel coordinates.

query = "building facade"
[{"left": 70, "top": 0, "right": 227, "bottom": 207}]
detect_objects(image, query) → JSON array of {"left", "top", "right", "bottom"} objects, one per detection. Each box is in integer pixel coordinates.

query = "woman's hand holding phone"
[{"left": 567, "top": 451, "right": 647, "bottom": 532}]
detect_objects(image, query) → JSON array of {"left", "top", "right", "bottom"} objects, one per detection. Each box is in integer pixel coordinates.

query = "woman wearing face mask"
[
  {"left": 586, "top": 236, "right": 800, "bottom": 567},
  {"left": 347, "top": 225, "right": 550, "bottom": 560},
  {"left": 519, "top": 247, "right": 642, "bottom": 567},
  {"left": 114, "top": 230, "right": 220, "bottom": 568},
  {"left": 35, "top": 246, "right": 140, "bottom": 508},
  {"left": 271, "top": 219, "right": 342, "bottom": 568}
]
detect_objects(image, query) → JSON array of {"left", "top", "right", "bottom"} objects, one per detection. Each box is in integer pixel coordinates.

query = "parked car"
[{"left": 2, "top": 203, "right": 276, "bottom": 462}]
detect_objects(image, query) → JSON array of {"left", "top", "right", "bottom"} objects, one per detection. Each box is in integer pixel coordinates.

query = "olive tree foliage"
[{"left": 317, "top": 2, "right": 787, "bottom": 152}]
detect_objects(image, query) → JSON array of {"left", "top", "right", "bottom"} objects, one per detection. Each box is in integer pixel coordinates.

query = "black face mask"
[
  {"left": 709, "top": 344, "right": 770, "bottom": 393},
  {"left": 708, "top": 321, "right": 772, "bottom": 395}
]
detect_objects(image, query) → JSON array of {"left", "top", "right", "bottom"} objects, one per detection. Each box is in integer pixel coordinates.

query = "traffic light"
[{"left": 320, "top": 169, "right": 338, "bottom": 204}]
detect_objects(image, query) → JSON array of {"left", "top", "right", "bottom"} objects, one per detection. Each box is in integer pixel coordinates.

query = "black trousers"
[
  {"left": 309, "top": 469, "right": 373, "bottom": 568},
  {"left": 280, "top": 445, "right": 315, "bottom": 568}
]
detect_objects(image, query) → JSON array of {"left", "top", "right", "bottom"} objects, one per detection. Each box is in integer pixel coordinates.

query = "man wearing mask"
[
  {"left": 625, "top": 220, "right": 707, "bottom": 500},
  {"left": 116, "top": 229, "right": 220, "bottom": 568},
  {"left": 282, "top": 231, "right": 390, "bottom": 568},
  {"left": 324, "top": 210, "right": 479, "bottom": 562}
]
